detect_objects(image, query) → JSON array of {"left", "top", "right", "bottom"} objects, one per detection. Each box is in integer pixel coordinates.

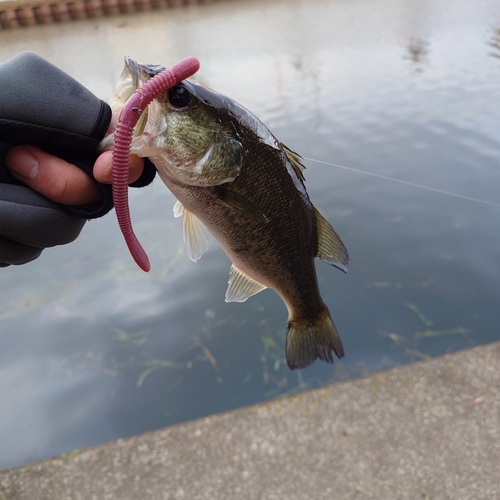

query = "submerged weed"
[
  {"left": 382, "top": 303, "right": 474, "bottom": 362},
  {"left": 260, "top": 327, "right": 324, "bottom": 399},
  {"left": 107, "top": 309, "right": 243, "bottom": 388}
]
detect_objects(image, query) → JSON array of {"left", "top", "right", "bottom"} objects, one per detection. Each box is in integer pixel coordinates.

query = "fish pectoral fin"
[
  {"left": 212, "top": 186, "right": 269, "bottom": 223},
  {"left": 225, "top": 264, "right": 267, "bottom": 303},
  {"left": 134, "top": 105, "right": 149, "bottom": 138},
  {"left": 173, "top": 200, "right": 212, "bottom": 262},
  {"left": 281, "top": 142, "right": 306, "bottom": 182},
  {"left": 314, "top": 208, "right": 349, "bottom": 273}
]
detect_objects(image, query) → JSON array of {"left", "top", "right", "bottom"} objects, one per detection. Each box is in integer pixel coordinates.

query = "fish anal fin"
[
  {"left": 225, "top": 264, "right": 267, "bottom": 303},
  {"left": 281, "top": 143, "right": 306, "bottom": 182},
  {"left": 173, "top": 200, "right": 212, "bottom": 262},
  {"left": 314, "top": 208, "right": 349, "bottom": 273},
  {"left": 286, "top": 308, "right": 344, "bottom": 370}
]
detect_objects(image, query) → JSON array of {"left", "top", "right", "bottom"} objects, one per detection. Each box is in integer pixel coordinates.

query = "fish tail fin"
[{"left": 286, "top": 307, "right": 344, "bottom": 370}]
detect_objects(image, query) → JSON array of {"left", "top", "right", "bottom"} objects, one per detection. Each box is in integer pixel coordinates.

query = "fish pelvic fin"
[
  {"left": 314, "top": 208, "right": 349, "bottom": 273},
  {"left": 225, "top": 264, "right": 267, "bottom": 303},
  {"left": 286, "top": 307, "right": 344, "bottom": 370},
  {"left": 173, "top": 200, "right": 212, "bottom": 262}
]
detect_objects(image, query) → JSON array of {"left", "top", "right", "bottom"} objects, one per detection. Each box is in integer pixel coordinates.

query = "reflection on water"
[
  {"left": 490, "top": 29, "right": 500, "bottom": 60},
  {"left": 404, "top": 38, "right": 429, "bottom": 72},
  {"left": 1, "top": 0, "right": 500, "bottom": 470}
]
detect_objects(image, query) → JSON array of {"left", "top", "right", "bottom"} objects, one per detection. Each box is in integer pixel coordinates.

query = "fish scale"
[{"left": 172, "top": 137, "right": 319, "bottom": 306}]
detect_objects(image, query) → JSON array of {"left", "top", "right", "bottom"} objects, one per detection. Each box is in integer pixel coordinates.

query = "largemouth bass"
[{"left": 107, "top": 58, "right": 349, "bottom": 370}]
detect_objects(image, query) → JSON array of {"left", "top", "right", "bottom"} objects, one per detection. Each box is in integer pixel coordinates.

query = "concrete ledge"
[
  {"left": 1, "top": 342, "right": 499, "bottom": 499},
  {"left": 0, "top": 0, "right": 223, "bottom": 30}
]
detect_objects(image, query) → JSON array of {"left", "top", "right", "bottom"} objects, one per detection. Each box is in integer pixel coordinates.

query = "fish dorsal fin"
[
  {"left": 225, "top": 264, "right": 267, "bottom": 303},
  {"left": 281, "top": 143, "right": 306, "bottom": 182},
  {"left": 314, "top": 208, "right": 349, "bottom": 273},
  {"left": 173, "top": 201, "right": 212, "bottom": 262}
]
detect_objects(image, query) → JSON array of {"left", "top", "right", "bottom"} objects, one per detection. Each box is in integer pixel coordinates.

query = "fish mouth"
[
  {"left": 109, "top": 57, "right": 167, "bottom": 115},
  {"left": 124, "top": 57, "right": 166, "bottom": 89}
]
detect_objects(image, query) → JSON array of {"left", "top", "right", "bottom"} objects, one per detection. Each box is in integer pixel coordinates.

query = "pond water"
[{"left": 1, "top": 0, "right": 499, "bottom": 470}]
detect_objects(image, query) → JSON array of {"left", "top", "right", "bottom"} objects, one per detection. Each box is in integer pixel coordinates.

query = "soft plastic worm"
[{"left": 112, "top": 56, "right": 200, "bottom": 272}]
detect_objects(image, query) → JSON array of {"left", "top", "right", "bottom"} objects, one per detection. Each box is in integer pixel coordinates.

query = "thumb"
[{"left": 6, "top": 145, "right": 102, "bottom": 206}]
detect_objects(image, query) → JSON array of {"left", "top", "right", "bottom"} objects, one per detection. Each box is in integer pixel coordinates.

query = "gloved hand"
[
  {"left": 0, "top": 51, "right": 156, "bottom": 266},
  {"left": 0, "top": 183, "right": 86, "bottom": 266}
]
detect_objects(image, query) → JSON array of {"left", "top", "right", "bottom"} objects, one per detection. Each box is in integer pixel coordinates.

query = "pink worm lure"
[{"left": 112, "top": 56, "right": 201, "bottom": 272}]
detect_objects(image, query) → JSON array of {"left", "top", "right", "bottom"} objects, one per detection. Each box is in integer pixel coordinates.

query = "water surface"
[{"left": 0, "top": 0, "right": 499, "bottom": 470}]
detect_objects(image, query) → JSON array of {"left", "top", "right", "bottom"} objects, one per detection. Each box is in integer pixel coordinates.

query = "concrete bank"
[{"left": 1, "top": 342, "right": 499, "bottom": 500}]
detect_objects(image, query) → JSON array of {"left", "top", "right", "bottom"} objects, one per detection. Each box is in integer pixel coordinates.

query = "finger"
[
  {"left": 107, "top": 114, "right": 118, "bottom": 135},
  {"left": 94, "top": 150, "right": 145, "bottom": 185},
  {"left": 6, "top": 145, "right": 102, "bottom": 206}
]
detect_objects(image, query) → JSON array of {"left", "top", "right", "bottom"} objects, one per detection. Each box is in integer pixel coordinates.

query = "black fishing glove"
[
  {"left": 0, "top": 183, "right": 86, "bottom": 266},
  {"left": 0, "top": 51, "right": 156, "bottom": 266}
]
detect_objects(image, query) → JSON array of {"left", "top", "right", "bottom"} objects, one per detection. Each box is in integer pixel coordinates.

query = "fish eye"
[{"left": 168, "top": 85, "right": 190, "bottom": 108}]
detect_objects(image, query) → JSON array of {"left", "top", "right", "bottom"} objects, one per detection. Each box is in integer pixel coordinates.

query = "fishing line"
[
  {"left": 134, "top": 111, "right": 500, "bottom": 209},
  {"left": 302, "top": 156, "right": 500, "bottom": 209}
]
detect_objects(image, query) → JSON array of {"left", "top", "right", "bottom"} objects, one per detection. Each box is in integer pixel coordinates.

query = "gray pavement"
[{"left": 1, "top": 341, "right": 499, "bottom": 500}]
